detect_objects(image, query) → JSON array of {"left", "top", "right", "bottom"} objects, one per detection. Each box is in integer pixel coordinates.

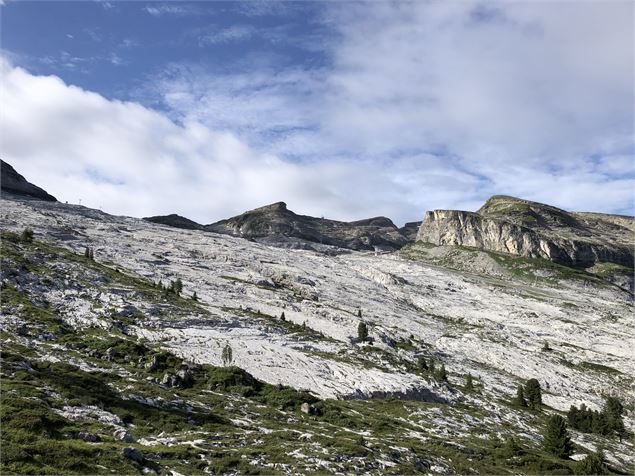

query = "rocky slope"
[
  {"left": 1, "top": 194, "right": 633, "bottom": 474},
  {"left": 143, "top": 213, "right": 203, "bottom": 230},
  {"left": 1, "top": 159, "right": 57, "bottom": 201},
  {"left": 206, "top": 201, "right": 411, "bottom": 251},
  {"left": 417, "top": 195, "right": 634, "bottom": 270}
]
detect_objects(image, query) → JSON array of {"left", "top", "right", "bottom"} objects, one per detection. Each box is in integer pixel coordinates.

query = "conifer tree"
[
  {"left": 417, "top": 356, "right": 428, "bottom": 372},
  {"left": 465, "top": 373, "right": 474, "bottom": 391},
  {"left": 515, "top": 384, "right": 527, "bottom": 407},
  {"left": 436, "top": 364, "right": 448, "bottom": 382},
  {"left": 576, "top": 447, "right": 607, "bottom": 475},
  {"left": 192, "top": 292, "right": 198, "bottom": 301},
  {"left": 84, "top": 247, "right": 90, "bottom": 258},
  {"left": 357, "top": 309, "right": 362, "bottom": 318},
  {"left": 543, "top": 414, "right": 573, "bottom": 458},
  {"left": 221, "top": 343, "right": 233, "bottom": 366},
  {"left": 357, "top": 321, "right": 368, "bottom": 341},
  {"left": 524, "top": 378, "right": 542, "bottom": 409},
  {"left": 429, "top": 358, "right": 435, "bottom": 374},
  {"left": 280, "top": 311, "right": 286, "bottom": 321}
]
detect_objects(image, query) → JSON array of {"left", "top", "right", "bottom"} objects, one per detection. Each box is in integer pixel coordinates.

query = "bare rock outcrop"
[
  {"left": 1, "top": 159, "right": 57, "bottom": 202},
  {"left": 417, "top": 195, "right": 634, "bottom": 268},
  {"left": 205, "top": 201, "right": 411, "bottom": 251}
]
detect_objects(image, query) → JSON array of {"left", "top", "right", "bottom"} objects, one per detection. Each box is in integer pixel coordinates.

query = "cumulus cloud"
[
  {"left": 1, "top": 59, "right": 457, "bottom": 224},
  {"left": 1, "top": 1, "right": 633, "bottom": 224},
  {"left": 149, "top": 0, "right": 634, "bottom": 216}
]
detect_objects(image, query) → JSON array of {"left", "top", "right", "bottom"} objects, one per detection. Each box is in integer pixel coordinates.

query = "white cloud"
[
  {"left": 0, "top": 60, "right": 453, "bottom": 224},
  {"left": 147, "top": 0, "right": 634, "bottom": 216},
  {"left": 2, "top": 1, "right": 633, "bottom": 224}
]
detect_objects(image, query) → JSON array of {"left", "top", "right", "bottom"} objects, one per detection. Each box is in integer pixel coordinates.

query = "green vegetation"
[
  {"left": 524, "top": 379, "right": 542, "bottom": 410},
  {"left": 542, "top": 414, "right": 573, "bottom": 458},
  {"left": 567, "top": 396, "right": 627, "bottom": 440},
  {"left": 357, "top": 321, "right": 369, "bottom": 341}
]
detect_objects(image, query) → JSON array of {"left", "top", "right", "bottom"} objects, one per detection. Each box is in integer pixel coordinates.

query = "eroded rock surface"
[{"left": 417, "top": 195, "right": 634, "bottom": 269}]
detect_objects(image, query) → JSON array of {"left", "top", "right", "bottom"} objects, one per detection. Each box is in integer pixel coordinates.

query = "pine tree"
[
  {"left": 515, "top": 384, "right": 527, "bottom": 407},
  {"left": 417, "top": 356, "right": 428, "bottom": 372},
  {"left": 576, "top": 447, "right": 607, "bottom": 475},
  {"left": 357, "top": 309, "right": 362, "bottom": 318},
  {"left": 436, "top": 364, "right": 448, "bottom": 382},
  {"left": 543, "top": 414, "right": 573, "bottom": 458},
  {"left": 174, "top": 278, "right": 183, "bottom": 295},
  {"left": 192, "top": 292, "right": 198, "bottom": 301},
  {"left": 465, "top": 373, "right": 474, "bottom": 392},
  {"left": 603, "top": 395, "right": 625, "bottom": 439},
  {"left": 84, "top": 247, "right": 90, "bottom": 258},
  {"left": 524, "top": 379, "right": 542, "bottom": 409},
  {"left": 221, "top": 343, "right": 233, "bottom": 366},
  {"left": 280, "top": 312, "right": 286, "bottom": 321},
  {"left": 357, "top": 321, "right": 368, "bottom": 341},
  {"left": 20, "top": 228, "right": 34, "bottom": 243}
]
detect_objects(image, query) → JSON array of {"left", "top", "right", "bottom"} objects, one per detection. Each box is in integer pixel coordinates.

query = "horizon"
[{"left": 1, "top": 1, "right": 633, "bottom": 226}]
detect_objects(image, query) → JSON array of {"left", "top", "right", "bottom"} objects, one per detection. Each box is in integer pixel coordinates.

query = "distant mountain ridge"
[
  {"left": 417, "top": 195, "right": 634, "bottom": 269},
  {"left": 1, "top": 159, "right": 57, "bottom": 202},
  {"left": 205, "top": 201, "right": 410, "bottom": 251}
]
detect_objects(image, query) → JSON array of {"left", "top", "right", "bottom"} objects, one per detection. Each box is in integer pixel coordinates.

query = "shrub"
[
  {"left": 465, "top": 373, "right": 474, "bottom": 391},
  {"left": 515, "top": 384, "right": 527, "bottom": 407}
]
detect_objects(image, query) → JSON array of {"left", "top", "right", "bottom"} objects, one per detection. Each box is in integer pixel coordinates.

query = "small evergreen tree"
[
  {"left": 280, "top": 311, "right": 286, "bottom": 321},
  {"left": 515, "top": 384, "right": 527, "bottom": 407},
  {"left": 576, "top": 447, "right": 607, "bottom": 475},
  {"left": 174, "top": 278, "right": 183, "bottom": 295},
  {"left": 20, "top": 228, "right": 34, "bottom": 243},
  {"left": 357, "top": 321, "right": 368, "bottom": 341},
  {"left": 191, "top": 292, "right": 198, "bottom": 301},
  {"left": 357, "top": 309, "right": 362, "bottom": 318},
  {"left": 436, "top": 364, "right": 448, "bottom": 382},
  {"left": 543, "top": 414, "right": 573, "bottom": 458},
  {"left": 428, "top": 358, "right": 435, "bottom": 374},
  {"left": 465, "top": 373, "right": 474, "bottom": 392},
  {"left": 524, "top": 379, "right": 542, "bottom": 410},
  {"left": 501, "top": 436, "right": 523, "bottom": 457},
  {"left": 84, "top": 247, "right": 90, "bottom": 258},
  {"left": 221, "top": 343, "right": 233, "bottom": 366},
  {"left": 603, "top": 395, "right": 625, "bottom": 439},
  {"left": 542, "top": 341, "right": 551, "bottom": 352},
  {"left": 417, "top": 356, "right": 428, "bottom": 372}
]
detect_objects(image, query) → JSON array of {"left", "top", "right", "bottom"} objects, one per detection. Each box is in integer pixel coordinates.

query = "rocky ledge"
[{"left": 417, "top": 195, "right": 634, "bottom": 269}]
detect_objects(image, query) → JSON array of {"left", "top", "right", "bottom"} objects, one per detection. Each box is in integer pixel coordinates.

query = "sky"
[{"left": 0, "top": 0, "right": 633, "bottom": 225}]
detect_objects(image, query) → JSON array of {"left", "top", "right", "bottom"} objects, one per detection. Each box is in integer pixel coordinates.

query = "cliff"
[{"left": 417, "top": 196, "right": 634, "bottom": 268}]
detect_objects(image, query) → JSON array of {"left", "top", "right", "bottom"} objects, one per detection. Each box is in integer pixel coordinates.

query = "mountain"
[
  {"left": 417, "top": 195, "right": 634, "bottom": 269},
  {"left": 143, "top": 214, "right": 203, "bottom": 230},
  {"left": 205, "top": 201, "right": 411, "bottom": 251},
  {"left": 1, "top": 159, "right": 57, "bottom": 201},
  {"left": 1, "top": 192, "right": 633, "bottom": 474},
  {"left": 399, "top": 221, "right": 422, "bottom": 241}
]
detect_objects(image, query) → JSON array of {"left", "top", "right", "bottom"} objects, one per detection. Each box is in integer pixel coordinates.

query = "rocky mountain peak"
[
  {"left": 1, "top": 159, "right": 57, "bottom": 202},
  {"left": 417, "top": 195, "right": 634, "bottom": 270}
]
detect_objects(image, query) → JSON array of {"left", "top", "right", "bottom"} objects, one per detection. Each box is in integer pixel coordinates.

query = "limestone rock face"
[
  {"left": 206, "top": 202, "right": 410, "bottom": 251},
  {"left": 1, "top": 160, "right": 57, "bottom": 201},
  {"left": 417, "top": 196, "right": 634, "bottom": 268}
]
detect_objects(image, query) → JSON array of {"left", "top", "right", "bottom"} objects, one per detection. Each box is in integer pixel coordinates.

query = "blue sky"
[{"left": 1, "top": 1, "right": 633, "bottom": 224}]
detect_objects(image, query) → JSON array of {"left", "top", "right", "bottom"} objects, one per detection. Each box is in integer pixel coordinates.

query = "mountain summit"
[
  {"left": 417, "top": 195, "right": 634, "bottom": 269},
  {"left": 0, "top": 159, "right": 57, "bottom": 202},
  {"left": 205, "top": 202, "right": 410, "bottom": 251}
]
